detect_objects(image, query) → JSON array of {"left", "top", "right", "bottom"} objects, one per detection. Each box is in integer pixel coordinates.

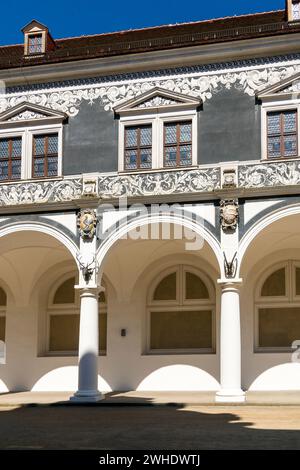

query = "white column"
[
  {"left": 71, "top": 288, "right": 103, "bottom": 402},
  {"left": 215, "top": 282, "right": 245, "bottom": 403}
]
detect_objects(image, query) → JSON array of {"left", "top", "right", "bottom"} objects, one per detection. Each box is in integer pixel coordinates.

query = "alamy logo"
[{"left": 97, "top": 197, "right": 206, "bottom": 251}]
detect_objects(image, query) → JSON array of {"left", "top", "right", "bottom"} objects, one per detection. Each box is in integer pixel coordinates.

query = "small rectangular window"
[
  {"left": 124, "top": 125, "right": 152, "bottom": 171},
  {"left": 32, "top": 133, "right": 58, "bottom": 178},
  {"left": 49, "top": 313, "right": 107, "bottom": 353},
  {"left": 150, "top": 310, "right": 212, "bottom": 350},
  {"left": 258, "top": 307, "right": 300, "bottom": 348},
  {"left": 28, "top": 34, "right": 43, "bottom": 54},
  {"left": 267, "top": 110, "right": 298, "bottom": 159},
  {"left": 293, "top": 1, "right": 300, "bottom": 20},
  {"left": 0, "top": 137, "right": 22, "bottom": 181},
  {"left": 164, "top": 121, "right": 192, "bottom": 168}
]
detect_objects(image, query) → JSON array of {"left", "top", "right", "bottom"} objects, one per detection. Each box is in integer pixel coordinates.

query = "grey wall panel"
[
  {"left": 62, "top": 88, "right": 260, "bottom": 175},
  {"left": 63, "top": 101, "right": 118, "bottom": 175},
  {"left": 198, "top": 89, "right": 261, "bottom": 164}
]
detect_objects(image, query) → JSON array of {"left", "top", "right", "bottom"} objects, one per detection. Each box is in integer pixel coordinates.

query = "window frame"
[
  {"left": 0, "top": 124, "right": 63, "bottom": 181},
  {"left": 163, "top": 120, "right": 193, "bottom": 169},
  {"left": 146, "top": 265, "right": 215, "bottom": 355},
  {"left": 255, "top": 260, "right": 300, "bottom": 352},
  {"left": 24, "top": 31, "right": 47, "bottom": 56},
  {"left": 261, "top": 103, "right": 300, "bottom": 161},
  {"left": 124, "top": 123, "right": 153, "bottom": 171},
  {"left": 46, "top": 273, "right": 107, "bottom": 357},
  {"left": 28, "top": 33, "right": 43, "bottom": 55},
  {"left": 32, "top": 132, "right": 59, "bottom": 179},
  {"left": 118, "top": 110, "right": 198, "bottom": 172},
  {"left": 0, "top": 135, "right": 24, "bottom": 182}
]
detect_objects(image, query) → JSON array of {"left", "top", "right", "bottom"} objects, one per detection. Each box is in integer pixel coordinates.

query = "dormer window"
[
  {"left": 28, "top": 33, "right": 43, "bottom": 54},
  {"left": 293, "top": 1, "right": 300, "bottom": 20},
  {"left": 22, "top": 20, "right": 55, "bottom": 56},
  {"left": 287, "top": 0, "right": 300, "bottom": 21}
]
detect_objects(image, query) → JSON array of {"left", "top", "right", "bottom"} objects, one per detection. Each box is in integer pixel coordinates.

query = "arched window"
[
  {"left": 147, "top": 265, "right": 215, "bottom": 353},
  {"left": 0, "top": 286, "right": 6, "bottom": 363},
  {"left": 48, "top": 275, "right": 107, "bottom": 355},
  {"left": 256, "top": 261, "right": 300, "bottom": 350}
]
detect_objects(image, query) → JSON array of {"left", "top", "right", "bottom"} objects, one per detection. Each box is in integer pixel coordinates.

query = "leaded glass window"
[
  {"left": 124, "top": 125, "right": 152, "bottom": 171},
  {"left": 0, "top": 137, "right": 22, "bottom": 181},
  {"left": 32, "top": 133, "right": 58, "bottom": 178},
  {"left": 28, "top": 34, "right": 43, "bottom": 54},
  {"left": 267, "top": 110, "right": 298, "bottom": 159},
  {"left": 292, "top": 1, "right": 300, "bottom": 20},
  {"left": 164, "top": 121, "right": 192, "bottom": 167}
]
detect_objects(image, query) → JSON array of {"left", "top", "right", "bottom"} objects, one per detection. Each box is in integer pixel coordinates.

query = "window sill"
[
  {"left": 143, "top": 349, "right": 215, "bottom": 356},
  {"left": 40, "top": 352, "right": 107, "bottom": 358},
  {"left": 254, "top": 348, "right": 294, "bottom": 354},
  {"left": 118, "top": 165, "right": 198, "bottom": 176},
  {"left": 0, "top": 175, "right": 62, "bottom": 185},
  {"left": 261, "top": 156, "right": 300, "bottom": 163}
]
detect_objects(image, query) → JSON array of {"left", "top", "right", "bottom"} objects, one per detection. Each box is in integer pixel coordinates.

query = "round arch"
[
  {"left": 238, "top": 204, "right": 300, "bottom": 277},
  {"left": 0, "top": 222, "right": 79, "bottom": 266},
  {"left": 96, "top": 213, "right": 223, "bottom": 277}
]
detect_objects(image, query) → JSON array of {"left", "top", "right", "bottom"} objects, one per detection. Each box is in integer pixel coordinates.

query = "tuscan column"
[
  {"left": 215, "top": 281, "right": 245, "bottom": 403},
  {"left": 71, "top": 208, "right": 103, "bottom": 402},
  {"left": 216, "top": 198, "right": 245, "bottom": 403}
]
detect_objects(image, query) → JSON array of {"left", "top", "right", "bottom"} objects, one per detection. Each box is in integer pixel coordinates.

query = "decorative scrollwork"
[
  {"left": 98, "top": 168, "right": 221, "bottom": 198},
  {"left": 0, "top": 178, "right": 82, "bottom": 206},
  {"left": 0, "top": 59, "right": 300, "bottom": 116},
  {"left": 238, "top": 161, "right": 300, "bottom": 188}
]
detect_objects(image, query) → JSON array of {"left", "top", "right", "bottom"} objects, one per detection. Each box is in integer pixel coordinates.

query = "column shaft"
[
  {"left": 71, "top": 289, "right": 103, "bottom": 402},
  {"left": 216, "top": 283, "right": 245, "bottom": 403}
]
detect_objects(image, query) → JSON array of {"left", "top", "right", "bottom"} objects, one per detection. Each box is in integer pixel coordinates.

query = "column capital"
[
  {"left": 75, "top": 284, "right": 104, "bottom": 295},
  {"left": 217, "top": 278, "right": 243, "bottom": 289}
]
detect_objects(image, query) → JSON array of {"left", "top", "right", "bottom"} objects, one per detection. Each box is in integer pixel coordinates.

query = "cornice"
[{"left": 1, "top": 33, "right": 300, "bottom": 86}]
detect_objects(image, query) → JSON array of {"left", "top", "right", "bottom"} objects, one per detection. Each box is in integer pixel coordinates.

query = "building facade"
[{"left": 0, "top": 2, "right": 300, "bottom": 402}]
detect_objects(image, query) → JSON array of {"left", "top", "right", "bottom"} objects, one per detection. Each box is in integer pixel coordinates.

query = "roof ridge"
[{"left": 55, "top": 9, "right": 284, "bottom": 42}]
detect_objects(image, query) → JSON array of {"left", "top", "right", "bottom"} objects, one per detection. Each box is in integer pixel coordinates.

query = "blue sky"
[{"left": 0, "top": 0, "right": 285, "bottom": 45}]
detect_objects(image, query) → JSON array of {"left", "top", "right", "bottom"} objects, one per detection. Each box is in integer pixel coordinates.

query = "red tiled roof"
[{"left": 0, "top": 9, "right": 296, "bottom": 70}]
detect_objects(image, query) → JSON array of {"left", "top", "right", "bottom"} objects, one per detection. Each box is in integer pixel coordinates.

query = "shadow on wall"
[{"left": 0, "top": 403, "right": 300, "bottom": 449}]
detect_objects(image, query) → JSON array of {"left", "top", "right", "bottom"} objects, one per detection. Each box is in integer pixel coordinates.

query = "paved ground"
[
  {"left": 1, "top": 390, "right": 300, "bottom": 405},
  {"left": 0, "top": 403, "right": 300, "bottom": 449}
]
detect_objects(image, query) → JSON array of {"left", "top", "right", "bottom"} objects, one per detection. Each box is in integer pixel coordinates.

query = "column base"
[
  {"left": 70, "top": 390, "right": 104, "bottom": 403},
  {"left": 215, "top": 389, "right": 246, "bottom": 403}
]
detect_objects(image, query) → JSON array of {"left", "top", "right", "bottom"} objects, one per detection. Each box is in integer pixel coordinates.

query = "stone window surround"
[
  {"left": 261, "top": 101, "right": 300, "bottom": 161},
  {"left": 0, "top": 123, "right": 63, "bottom": 181},
  {"left": 118, "top": 109, "right": 198, "bottom": 172}
]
